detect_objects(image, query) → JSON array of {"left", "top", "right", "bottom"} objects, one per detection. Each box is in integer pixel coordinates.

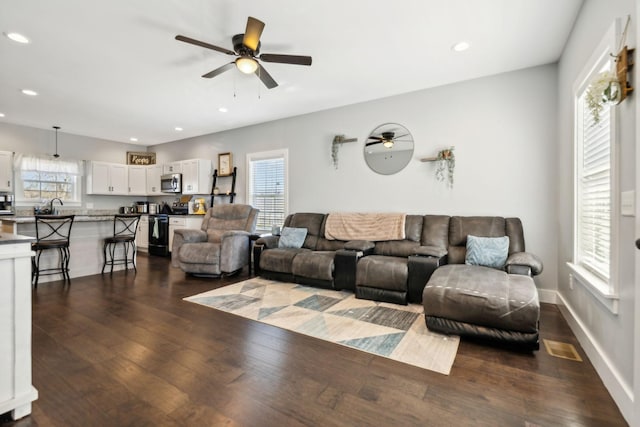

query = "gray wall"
[
  {"left": 151, "top": 64, "right": 559, "bottom": 293},
  {"left": 0, "top": 122, "right": 149, "bottom": 209},
  {"left": 556, "top": 0, "right": 636, "bottom": 421}
]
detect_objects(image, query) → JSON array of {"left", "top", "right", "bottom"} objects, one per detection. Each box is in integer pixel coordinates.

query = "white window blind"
[
  {"left": 576, "top": 88, "right": 611, "bottom": 281},
  {"left": 248, "top": 153, "right": 286, "bottom": 232}
]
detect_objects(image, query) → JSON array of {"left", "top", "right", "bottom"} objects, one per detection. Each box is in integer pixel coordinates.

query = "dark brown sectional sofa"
[{"left": 253, "top": 213, "right": 542, "bottom": 350}]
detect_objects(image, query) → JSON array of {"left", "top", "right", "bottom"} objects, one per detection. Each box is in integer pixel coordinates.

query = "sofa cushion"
[
  {"left": 448, "top": 216, "right": 507, "bottom": 264},
  {"left": 292, "top": 251, "right": 335, "bottom": 280},
  {"left": 356, "top": 255, "right": 408, "bottom": 292},
  {"left": 278, "top": 227, "right": 308, "bottom": 248},
  {"left": 465, "top": 235, "right": 509, "bottom": 269},
  {"left": 260, "top": 248, "right": 310, "bottom": 274},
  {"left": 423, "top": 265, "right": 539, "bottom": 333},
  {"left": 421, "top": 215, "right": 450, "bottom": 249},
  {"left": 201, "top": 204, "right": 255, "bottom": 232},
  {"left": 315, "top": 238, "right": 347, "bottom": 251},
  {"left": 288, "top": 213, "right": 325, "bottom": 249},
  {"left": 373, "top": 240, "right": 421, "bottom": 257}
]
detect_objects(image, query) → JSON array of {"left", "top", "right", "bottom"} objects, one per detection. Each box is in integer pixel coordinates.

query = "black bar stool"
[
  {"left": 32, "top": 214, "right": 75, "bottom": 287},
  {"left": 102, "top": 214, "right": 141, "bottom": 274}
]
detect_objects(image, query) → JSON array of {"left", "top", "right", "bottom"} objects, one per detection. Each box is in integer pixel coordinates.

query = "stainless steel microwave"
[{"left": 160, "top": 173, "right": 182, "bottom": 193}]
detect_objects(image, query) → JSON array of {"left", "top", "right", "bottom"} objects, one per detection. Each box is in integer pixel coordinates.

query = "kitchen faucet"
[{"left": 50, "top": 198, "right": 64, "bottom": 215}]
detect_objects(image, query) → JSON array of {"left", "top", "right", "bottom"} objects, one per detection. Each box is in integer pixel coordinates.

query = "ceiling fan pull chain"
[
  {"left": 257, "top": 67, "right": 261, "bottom": 100},
  {"left": 233, "top": 73, "right": 237, "bottom": 98}
]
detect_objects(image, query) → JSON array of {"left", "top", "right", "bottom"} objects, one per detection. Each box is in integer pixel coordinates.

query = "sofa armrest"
[
  {"left": 505, "top": 252, "right": 543, "bottom": 276},
  {"left": 344, "top": 240, "right": 375, "bottom": 252},
  {"left": 221, "top": 230, "right": 250, "bottom": 239},
  {"left": 413, "top": 245, "right": 448, "bottom": 258},
  {"left": 255, "top": 235, "right": 280, "bottom": 249},
  {"left": 171, "top": 229, "right": 207, "bottom": 267},
  {"left": 174, "top": 229, "right": 207, "bottom": 243},
  {"left": 407, "top": 254, "right": 448, "bottom": 303},
  {"left": 220, "top": 231, "right": 251, "bottom": 273}
]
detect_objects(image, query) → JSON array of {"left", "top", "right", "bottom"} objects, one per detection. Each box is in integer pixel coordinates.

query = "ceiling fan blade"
[
  {"left": 175, "top": 35, "right": 236, "bottom": 56},
  {"left": 243, "top": 17, "right": 265, "bottom": 51},
  {"left": 260, "top": 53, "right": 312, "bottom": 66},
  {"left": 255, "top": 64, "right": 278, "bottom": 89},
  {"left": 392, "top": 133, "right": 409, "bottom": 140},
  {"left": 365, "top": 141, "right": 383, "bottom": 147},
  {"left": 202, "top": 62, "right": 235, "bottom": 78},
  {"left": 368, "top": 136, "right": 383, "bottom": 140}
]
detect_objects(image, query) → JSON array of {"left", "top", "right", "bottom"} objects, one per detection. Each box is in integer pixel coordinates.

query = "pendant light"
[{"left": 52, "top": 126, "right": 60, "bottom": 158}]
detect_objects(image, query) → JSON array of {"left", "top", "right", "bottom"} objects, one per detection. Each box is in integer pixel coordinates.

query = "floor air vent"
[{"left": 543, "top": 339, "right": 583, "bottom": 362}]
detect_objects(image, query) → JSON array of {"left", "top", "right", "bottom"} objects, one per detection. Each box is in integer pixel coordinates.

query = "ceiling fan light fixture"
[
  {"left": 236, "top": 56, "right": 258, "bottom": 74},
  {"left": 383, "top": 140, "right": 394, "bottom": 149}
]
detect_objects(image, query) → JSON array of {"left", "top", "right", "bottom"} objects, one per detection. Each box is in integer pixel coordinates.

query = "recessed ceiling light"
[
  {"left": 0, "top": 113, "right": 5, "bottom": 118},
  {"left": 130, "top": 137, "right": 138, "bottom": 142},
  {"left": 174, "top": 127, "right": 183, "bottom": 131},
  {"left": 21, "top": 89, "right": 38, "bottom": 96},
  {"left": 452, "top": 41, "right": 470, "bottom": 52},
  {"left": 5, "top": 32, "right": 30, "bottom": 44},
  {"left": 218, "top": 107, "right": 228, "bottom": 113}
]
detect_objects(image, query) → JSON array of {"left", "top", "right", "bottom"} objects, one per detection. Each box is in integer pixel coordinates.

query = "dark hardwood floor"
[{"left": 2, "top": 253, "right": 628, "bottom": 426}]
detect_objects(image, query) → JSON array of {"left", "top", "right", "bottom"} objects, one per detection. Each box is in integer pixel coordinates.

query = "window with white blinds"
[
  {"left": 247, "top": 150, "right": 287, "bottom": 232},
  {"left": 569, "top": 21, "right": 620, "bottom": 312},
  {"left": 576, "top": 89, "right": 611, "bottom": 281}
]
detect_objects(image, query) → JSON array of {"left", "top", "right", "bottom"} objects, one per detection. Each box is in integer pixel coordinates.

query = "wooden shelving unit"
[{"left": 210, "top": 167, "right": 237, "bottom": 206}]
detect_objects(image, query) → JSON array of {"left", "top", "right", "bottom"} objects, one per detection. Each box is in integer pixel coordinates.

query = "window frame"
[
  {"left": 567, "top": 21, "right": 620, "bottom": 314},
  {"left": 14, "top": 155, "right": 83, "bottom": 206},
  {"left": 245, "top": 149, "right": 289, "bottom": 233}
]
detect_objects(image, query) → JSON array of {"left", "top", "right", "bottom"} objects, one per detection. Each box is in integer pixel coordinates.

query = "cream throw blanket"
[{"left": 325, "top": 212, "right": 406, "bottom": 241}]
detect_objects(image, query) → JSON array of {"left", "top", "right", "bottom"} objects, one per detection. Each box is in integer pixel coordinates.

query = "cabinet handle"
[{"left": 7, "top": 181, "right": 10, "bottom": 187}]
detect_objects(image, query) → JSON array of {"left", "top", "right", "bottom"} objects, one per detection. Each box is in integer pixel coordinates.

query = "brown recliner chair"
[{"left": 171, "top": 204, "right": 259, "bottom": 276}]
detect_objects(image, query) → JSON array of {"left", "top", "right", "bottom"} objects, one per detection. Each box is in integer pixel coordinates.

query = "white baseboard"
[
  {"left": 537, "top": 288, "right": 557, "bottom": 304},
  {"left": 556, "top": 292, "right": 634, "bottom": 425}
]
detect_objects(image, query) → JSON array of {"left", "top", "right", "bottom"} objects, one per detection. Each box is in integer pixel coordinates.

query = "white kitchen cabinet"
[
  {"left": 0, "top": 151, "right": 13, "bottom": 191},
  {"left": 136, "top": 215, "right": 149, "bottom": 250},
  {"left": 0, "top": 236, "right": 39, "bottom": 420},
  {"left": 168, "top": 216, "right": 203, "bottom": 252},
  {"left": 146, "top": 164, "right": 163, "bottom": 195},
  {"left": 163, "top": 161, "right": 182, "bottom": 174},
  {"left": 180, "top": 159, "right": 212, "bottom": 195},
  {"left": 128, "top": 166, "right": 147, "bottom": 195},
  {"left": 86, "top": 161, "right": 128, "bottom": 195}
]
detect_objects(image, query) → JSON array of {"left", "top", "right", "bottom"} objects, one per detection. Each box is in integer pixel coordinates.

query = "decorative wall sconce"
[{"left": 331, "top": 135, "right": 357, "bottom": 169}]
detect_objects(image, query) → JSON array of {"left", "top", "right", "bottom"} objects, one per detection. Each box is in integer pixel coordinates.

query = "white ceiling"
[{"left": 0, "top": 0, "right": 583, "bottom": 146}]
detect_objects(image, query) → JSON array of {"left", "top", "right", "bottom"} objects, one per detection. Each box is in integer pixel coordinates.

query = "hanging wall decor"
[
  {"left": 420, "top": 146, "right": 456, "bottom": 188},
  {"left": 331, "top": 135, "right": 357, "bottom": 169}
]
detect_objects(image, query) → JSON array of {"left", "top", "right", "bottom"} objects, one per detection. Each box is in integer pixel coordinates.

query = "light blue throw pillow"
[
  {"left": 278, "top": 227, "right": 308, "bottom": 249},
  {"left": 465, "top": 235, "right": 510, "bottom": 269}
]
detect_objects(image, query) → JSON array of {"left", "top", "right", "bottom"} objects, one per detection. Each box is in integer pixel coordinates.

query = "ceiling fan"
[
  {"left": 175, "top": 16, "right": 312, "bottom": 89},
  {"left": 365, "top": 131, "right": 410, "bottom": 149}
]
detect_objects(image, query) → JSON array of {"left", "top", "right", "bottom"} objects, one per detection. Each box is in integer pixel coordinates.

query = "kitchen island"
[
  {"left": 0, "top": 233, "right": 38, "bottom": 420},
  {"left": 1, "top": 215, "right": 133, "bottom": 284}
]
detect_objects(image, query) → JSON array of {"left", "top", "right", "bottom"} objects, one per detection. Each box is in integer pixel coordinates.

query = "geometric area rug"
[{"left": 184, "top": 277, "right": 460, "bottom": 375}]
